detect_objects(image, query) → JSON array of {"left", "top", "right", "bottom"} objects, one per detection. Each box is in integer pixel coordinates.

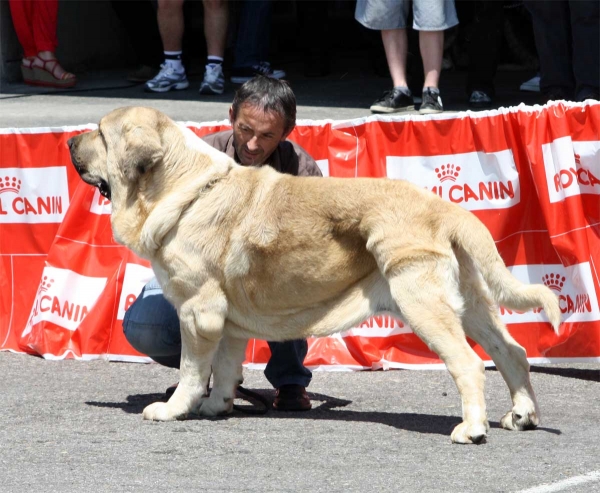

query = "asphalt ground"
[
  {"left": 1, "top": 352, "right": 599, "bottom": 492},
  {"left": 1, "top": 63, "right": 599, "bottom": 492}
]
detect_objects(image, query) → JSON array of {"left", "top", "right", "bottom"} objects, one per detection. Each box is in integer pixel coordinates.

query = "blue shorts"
[{"left": 355, "top": 0, "right": 459, "bottom": 31}]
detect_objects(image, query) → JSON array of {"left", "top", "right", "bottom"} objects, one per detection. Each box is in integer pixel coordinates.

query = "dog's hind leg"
[
  {"left": 198, "top": 330, "right": 248, "bottom": 416},
  {"left": 143, "top": 279, "right": 227, "bottom": 421},
  {"left": 388, "top": 262, "right": 489, "bottom": 444},
  {"left": 456, "top": 249, "right": 540, "bottom": 431}
]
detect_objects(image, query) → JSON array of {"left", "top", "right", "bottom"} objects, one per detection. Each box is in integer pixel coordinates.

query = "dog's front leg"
[
  {"left": 143, "top": 283, "right": 227, "bottom": 421},
  {"left": 198, "top": 330, "right": 248, "bottom": 416}
]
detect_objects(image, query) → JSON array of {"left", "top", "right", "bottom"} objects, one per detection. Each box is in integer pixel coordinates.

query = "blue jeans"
[{"left": 122, "top": 278, "right": 312, "bottom": 389}]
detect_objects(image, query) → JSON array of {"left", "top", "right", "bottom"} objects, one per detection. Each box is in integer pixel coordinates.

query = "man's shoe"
[
  {"left": 419, "top": 87, "right": 444, "bottom": 114},
  {"left": 520, "top": 74, "right": 540, "bottom": 92},
  {"left": 272, "top": 384, "right": 312, "bottom": 411},
  {"left": 126, "top": 64, "right": 158, "bottom": 83},
  {"left": 369, "top": 88, "right": 414, "bottom": 113},
  {"left": 199, "top": 63, "right": 225, "bottom": 95},
  {"left": 230, "top": 62, "right": 285, "bottom": 84},
  {"left": 468, "top": 90, "right": 493, "bottom": 109},
  {"left": 145, "top": 64, "right": 189, "bottom": 93}
]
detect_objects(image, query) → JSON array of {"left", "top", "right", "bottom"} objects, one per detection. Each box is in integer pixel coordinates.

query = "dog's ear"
[{"left": 122, "top": 123, "right": 164, "bottom": 181}]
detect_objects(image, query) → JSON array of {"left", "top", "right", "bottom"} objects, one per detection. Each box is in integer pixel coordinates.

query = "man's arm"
[{"left": 281, "top": 140, "right": 323, "bottom": 178}]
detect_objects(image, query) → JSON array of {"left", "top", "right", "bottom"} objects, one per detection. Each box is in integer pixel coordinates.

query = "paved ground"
[
  {"left": 0, "top": 61, "right": 543, "bottom": 127},
  {"left": 2, "top": 64, "right": 598, "bottom": 492},
  {"left": 1, "top": 352, "right": 599, "bottom": 492}
]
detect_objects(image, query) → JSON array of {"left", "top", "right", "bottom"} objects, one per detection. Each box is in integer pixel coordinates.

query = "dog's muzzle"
[{"left": 67, "top": 136, "right": 111, "bottom": 201}]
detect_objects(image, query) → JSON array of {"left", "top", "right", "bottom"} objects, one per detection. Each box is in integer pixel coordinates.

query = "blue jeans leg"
[
  {"left": 122, "top": 277, "right": 181, "bottom": 369},
  {"left": 264, "top": 340, "right": 312, "bottom": 389}
]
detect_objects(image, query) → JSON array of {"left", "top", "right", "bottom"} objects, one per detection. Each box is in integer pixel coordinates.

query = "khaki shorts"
[{"left": 355, "top": 0, "right": 459, "bottom": 31}]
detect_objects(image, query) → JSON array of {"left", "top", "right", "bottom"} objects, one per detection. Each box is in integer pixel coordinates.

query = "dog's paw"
[
  {"left": 500, "top": 408, "right": 539, "bottom": 431},
  {"left": 451, "top": 421, "right": 489, "bottom": 444},
  {"left": 197, "top": 394, "right": 234, "bottom": 417},
  {"left": 143, "top": 402, "right": 187, "bottom": 421}
]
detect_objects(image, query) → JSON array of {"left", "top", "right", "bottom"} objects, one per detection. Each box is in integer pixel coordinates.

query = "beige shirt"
[{"left": 201, "top": 130, "right": 323, "bottom": 178}]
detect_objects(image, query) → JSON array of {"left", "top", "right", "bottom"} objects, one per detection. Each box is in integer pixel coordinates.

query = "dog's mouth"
[{"left": 96, "top": 179, "right": 111, "bottom": 201}]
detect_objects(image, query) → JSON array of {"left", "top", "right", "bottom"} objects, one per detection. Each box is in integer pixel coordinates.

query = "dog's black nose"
[{"left": 67, "top": 137, "right": 74, "bottom": 149}]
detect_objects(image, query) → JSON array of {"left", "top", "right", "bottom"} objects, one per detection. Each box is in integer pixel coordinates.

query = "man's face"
[{"left": 229, "top": 103, "right": 290, "bottom": 166}]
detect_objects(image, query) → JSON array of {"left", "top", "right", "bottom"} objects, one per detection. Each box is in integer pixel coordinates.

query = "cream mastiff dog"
[{"left": 68, "top": 106, "right": 562, "bottom": 444}]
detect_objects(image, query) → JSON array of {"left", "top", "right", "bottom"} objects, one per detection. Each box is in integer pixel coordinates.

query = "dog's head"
[{"left": 68, "top": 106, "right": 167, "bottom": 202}]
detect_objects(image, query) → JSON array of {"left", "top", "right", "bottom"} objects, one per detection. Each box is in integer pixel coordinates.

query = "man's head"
[{"left": 229, "top": 76, "right": 297, "bottom": 166}]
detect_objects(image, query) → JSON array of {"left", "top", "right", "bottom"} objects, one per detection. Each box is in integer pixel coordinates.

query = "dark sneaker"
[
  {"left": 230, "top": 62, "right": 285, "bottom": 84},
  {"left": 369, "top": 88, "right": 414, "bottom": 113},
  {"left": 127, "top": 64, "right": 158, "bottom": 83},
  {"left": 199, "top": 63, "right": 225, "bottom": 95},
  {"left": 468, "top": 90, "right": 493, "bottom": 109},
  {"left": 272, "top": 384, "right": 312, "bottom": 411},
  {"left": 145, "top": 64, "right": 189, "bottom": 93},
  {"left": 419, "top": 87, "right": 443, "bottom": 114}
]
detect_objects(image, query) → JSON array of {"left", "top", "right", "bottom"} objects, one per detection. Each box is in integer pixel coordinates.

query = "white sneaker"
[
  {"left": 199, "top": 63, "right": 225, "bottom": 95},
  {"left": 520, "top": 74, "right": 540, "bottom": 92},
  {"left": 145, "top": 64, "right": 189, "bottom": 93}
]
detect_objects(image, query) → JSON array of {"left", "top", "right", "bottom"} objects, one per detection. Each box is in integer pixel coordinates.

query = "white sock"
[{"left": 164, "top": 51, "right": 184, "bottom": 73}]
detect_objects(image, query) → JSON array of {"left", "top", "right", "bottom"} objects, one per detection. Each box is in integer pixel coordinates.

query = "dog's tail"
[{"left": 445, "top": 209, "right": 562, "bottom": 334}]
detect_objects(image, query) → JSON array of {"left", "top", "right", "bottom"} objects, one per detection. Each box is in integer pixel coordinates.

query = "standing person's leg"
[
  {"left": 27, "top": 0, "right": 75, "bottom": 86},
  {"left": 9, "top": 0, "right": 37, "bottom": 83},
  {"left": 569, "top": 0, "right": 599, "bottom": 101},
  {"left": 266, "top": 340, "right": 312, "bottom": 411},
  {"left": 419, "top": 30, "right": 443, "bottom": 89},
  {"left": 466, "top": 0, "right": 504, "bottom": 107},
  {"left": 146, "top": 0, "right": 189, "bottom": 92},
  {"left": 414, "top": 0, "right": 458, "bottom": 114},
  {"left": 157, "top": 0, "right": 185, "bottom": 52},
  {"left": 123, "top": 277, "right": 182, "bottom": 370},
  {"left": 199, "top": 0, "right": 228, "bottom": 95},
  {"left": 111, "top": 0, "right": 162, "bottom": 81},
  {"left": 356, "top": 0, "right": 414, "bottom": 113},
  {"left": 230, "top": 0, "right": 284, "bottom": 83},
  {"left": 382, "top": 28, "right": 409, "bottom": 88},
  {"left": 524, "top": 0, "right": 574, "bottom": 100}
]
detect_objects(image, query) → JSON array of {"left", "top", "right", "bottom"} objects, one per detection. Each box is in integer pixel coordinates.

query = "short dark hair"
[{"left": 231, "top": 76, "right": 297, "bottom": 135}]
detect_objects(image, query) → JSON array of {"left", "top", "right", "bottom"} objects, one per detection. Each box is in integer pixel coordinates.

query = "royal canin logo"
[
  {"left": 552, "top": 153, "right": 600, "bottom": 193},
  {"left": 543, "top": 138, "right": 600, "bottom": 203},
  {"left": 430, "top": 161, "right": 515, "bottom": 205},
  {"left": 23, "top": 267, "right": 108, "bottom": 334},
  {"left": 0, "top": 167, "right": 69, "bottom": 223},
  {"left": 386, "top": 150, "right": 520, "bottom": 211},
  {"left": 435, "top": 164, "right": 461, "bottom": 182},
  {"left": 358, "top": 315, "right": 405, "bottom": 329},
  {"left": 499, "top": 264, "right": 598, "bottom": 323},
  {"left": 0, "top": 175, "right": 22, "bottom": 194},
  {"left": 38, "top": 275, "right": 55, "bottom": 293}
]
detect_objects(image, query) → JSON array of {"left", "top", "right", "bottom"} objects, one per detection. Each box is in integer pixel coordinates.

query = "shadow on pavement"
[
  {"left": 529, "top": 366, "right": 600, "bottom": 382},
  {"left": 86, "top": 390, "right": 562, "bottom": 438}
]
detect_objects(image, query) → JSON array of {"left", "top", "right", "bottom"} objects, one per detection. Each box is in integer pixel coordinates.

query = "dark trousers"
[
  {"left": 461, "top": 0, "right": 505, "bottom": 97},
  {"left": 111, "top": 0, "right": 162, "bottom": 68},
  {"left": 233, "top": 0, "right": 272, "bottom": 68},
  {"left": 525, "top": 0, "right": 599, "bottom": 98}
]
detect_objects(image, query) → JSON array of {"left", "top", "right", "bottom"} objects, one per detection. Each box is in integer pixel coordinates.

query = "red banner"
[{"left": 1, "top": 102, "right": 599, "bottom": 368}]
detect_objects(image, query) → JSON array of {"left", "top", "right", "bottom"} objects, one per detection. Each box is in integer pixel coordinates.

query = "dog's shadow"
[{"left": 86, "top": 389, "right": 561, "bottom": 437}]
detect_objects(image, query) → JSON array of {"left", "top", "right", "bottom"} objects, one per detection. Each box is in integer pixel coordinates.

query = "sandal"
[
  {"left": 20, "top": 57, "right": 36, "bottom": 85},
  {"left": 31, "top": 56, "right": 77, "bottom": 89}
]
